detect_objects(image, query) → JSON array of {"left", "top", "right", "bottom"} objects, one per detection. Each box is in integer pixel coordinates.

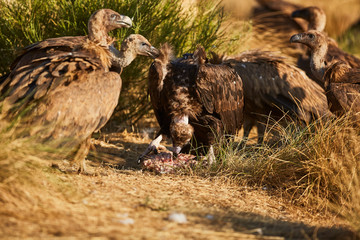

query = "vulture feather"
[
  {"left": 139, "top": 44, "right": 244, "bottom": 163},
  {"left": 250, "top": 0, "right": 308, "bottom": 63},
  {"left": 8, "top": 9, "right": 133, "bottom": 74},
  {"left": 291, "top": 7, "right": 360, "bottom": 70},
  {"left": 253, "top": 1, "right": 359, "bottom": 84},
  {"left": 0, "top": 10, "right": 158, "bottom": 173},
  {"left": 291, "top": 30, "right": 360, "bottom": 118},
  {"left": 212, "top": 50, "right": 332, "bottom": 143}
]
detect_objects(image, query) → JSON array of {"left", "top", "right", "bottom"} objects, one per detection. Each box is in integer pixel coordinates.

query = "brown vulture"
[
  {"left": 0, "top": 9, "right": 159, "bottom": 173},
  {"left": 8, "top": 9, "right": 133, "bottom": 74},
  {"left": 138, "top": 44, "right": 244, "bottom": 163},
  {"left": 291, "top": 7, "right": 360, "bottom": 70},
  {"left": 211, "top": 50, "right": 332, "bottom": 143},
  {"left": 290, "top": 30, "right": 360, "bottom": 118},
  {"left": 250, "top": 0, "right": 308, "bottom": 63}
]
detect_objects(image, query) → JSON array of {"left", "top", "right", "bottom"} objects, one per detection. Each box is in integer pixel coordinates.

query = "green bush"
[{"left": 0, "top": 0, "right": 225, "bottom": 124}]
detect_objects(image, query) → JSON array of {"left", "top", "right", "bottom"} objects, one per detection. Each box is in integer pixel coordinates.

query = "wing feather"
[{"left": 196, "top": 64, "right": 244, "bottom": 133}]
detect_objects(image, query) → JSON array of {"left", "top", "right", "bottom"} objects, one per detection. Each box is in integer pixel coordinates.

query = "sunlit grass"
[{"left": 185, "top": 113, "right": 360, "bottom": 234}]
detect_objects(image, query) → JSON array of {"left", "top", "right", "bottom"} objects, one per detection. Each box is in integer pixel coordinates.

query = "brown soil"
[{"left": 0, "top": 130, "right": 356, "bottom": 240}]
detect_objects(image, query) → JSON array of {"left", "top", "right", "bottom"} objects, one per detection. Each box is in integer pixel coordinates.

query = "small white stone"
[
  {"left": 205, "top": 214, "right": 214, "bottom": 220},
  {"left": 168, "top": 212, "right": 187, "bottom": 224},
  {"left": 117, "top": 218, "right": 135, "bottom": 225}
]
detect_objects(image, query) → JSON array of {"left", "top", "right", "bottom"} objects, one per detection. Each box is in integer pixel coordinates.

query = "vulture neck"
[
  {"left": 309, "top": 44, "right": 328, "bottom": 83},
  {"left": 309, "top": 21, "right": 325, "bottom": 32},
  {"left": 116, "top": 41, "right": 138, "bottom": 68},
  {"left": 88, "top": 19, "right": 111, "bottom": 47}
]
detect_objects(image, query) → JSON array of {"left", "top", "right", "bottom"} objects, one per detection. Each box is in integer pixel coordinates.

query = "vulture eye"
[
  {"left": 110, "top": 14, "right": 117, "bottom": 20},
  {"left": 141, "top": 42, "right": 149, "bottom": 47},
  {"left": 308, "top": 33, "right": 315, "bottom": 39}
]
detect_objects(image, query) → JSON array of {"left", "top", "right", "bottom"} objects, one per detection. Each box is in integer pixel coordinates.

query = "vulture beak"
[
  {"left": 172, "top": 146, "right": 182, "bottom": 156},
  {"left": 147, "top": 46, "right": 160, "bottom": 59},
  {"left": 290, "top": 33, "right": 303, "bottom": 43},
  {"left": 117, "top": 15, "right": 133, "bottom": 28}
]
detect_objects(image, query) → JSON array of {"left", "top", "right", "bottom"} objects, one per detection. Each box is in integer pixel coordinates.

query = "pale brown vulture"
[
  {"left": 212, "top": 50, "right": 332, "bottom": 143},
  {"left": 251, "top": 0, "right": 308, "bottom": 62},
  {"left": 8, "top": 9, "right": 133, "bottom": 73},
  {"left": 291, "top": 7, "right": 360, "bottom": 70},
  {"left": 290, "top": 30, "right": 360, "bottom": 118},
  {"left": 138, "top": 44, "right": 244, "bottom": 163},
  {"left": 0, "top": 9, "right": 159, "bottom": 173}
]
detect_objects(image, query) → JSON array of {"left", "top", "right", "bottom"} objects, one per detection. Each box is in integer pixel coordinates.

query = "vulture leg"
[
  {"left": 256, "top": 122, "right": 266, "bottom": 144},
  {"left": 201, "top": 145, "right": 216, "bottom": 165},
  {"left": 72, "top": 137, "right": 91, "bottom": 174},
  {"left": 138, "top": 133, "right": 165, "bottom": 163},
  {"left": 242, "top": 117, "right": 256, "bottom": 142}
]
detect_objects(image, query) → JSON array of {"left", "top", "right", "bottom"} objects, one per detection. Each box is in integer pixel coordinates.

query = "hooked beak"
[
  {"left": 172, "top": 146, "right": 182, "bottom": 156},
  {"left": 117, "top": 15, "right": 133, "bottom": 28},
  {"left": 147, "top": 46, "right": 160, "bottom": 59},
  {"left": 289, "top": 33, "right": 303, "bottom": 43}
]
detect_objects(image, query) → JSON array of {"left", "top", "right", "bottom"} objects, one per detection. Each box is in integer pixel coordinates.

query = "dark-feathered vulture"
[
  {"left": 0, "top": 9, "right": 158, "bottom": 173},
  {"left": 290, "top": 30, "right": 360, "bottom": 117},
  {"left": 139, "top": 44, "right": 244, "bottom": 163},
  {"left": 213, "top": 50, "right": 332, "bottom": 143}
]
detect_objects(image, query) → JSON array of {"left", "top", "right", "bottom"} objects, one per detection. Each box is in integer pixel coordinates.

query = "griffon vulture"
[
  {"left": 0, "top": 9, "right": 158, "bottom": 173},
  {"left": 138, "top": 44, "right": 244, "bottom": 163},
  {"left": 8, "top": 9, "right": 133, "bottom": 75},
  {"left": 291, "top": 7, "right": 360, "bottom": 70},
  {"left": 290, "top": 30, "right": 360, "bottom": 117}
]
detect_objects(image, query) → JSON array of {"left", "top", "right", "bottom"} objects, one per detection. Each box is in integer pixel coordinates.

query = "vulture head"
[
  {"left": 290, "top": 30, "right": 328, "bottom": 51},
  {"left": 291, "top": 6, "right": 326, "bottom": 31},
  {"left": 88, "top": 9, "right": 133, "bottom": 44},
  {"left": 120, "top": 34, "right": 159, "bottom": 59},
  {"left": 170, "top": 117, "right": 194, "bottom": 155},
  {"left": 290, "top": 30, "right": 329, "bottom": 82}
]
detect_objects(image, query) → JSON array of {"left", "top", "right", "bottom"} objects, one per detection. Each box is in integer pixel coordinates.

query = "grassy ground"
[
  {"left": 1, "top": 0, "right": 360, "bottom": 239},
  {"left": 0, "top": 130, "right": 356, "bottom": 239}
]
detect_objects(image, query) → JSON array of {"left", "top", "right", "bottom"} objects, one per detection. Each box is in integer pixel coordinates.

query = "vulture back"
[
  {"left": 226, "top": 50, "right": 330, "bottom": 124},
  {"left": 148, "top": 44, "right": 244, "bottom": 152}
]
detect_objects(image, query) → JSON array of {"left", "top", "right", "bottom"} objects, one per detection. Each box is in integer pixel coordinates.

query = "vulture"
[
  {"left": 291, "top": 7, "right": 360, "bottom": 70},
  {"left": 290, "top": 30, "right": 360, "bottom": 118},
  {"left": 250, "top": 0, "right": 309, "bottom": 62},
  {"left": 0, "top": 9, "right": 159, "bottom": 173},
  {"left": 7, "top": 9, "right": 133, "bottom": 74},
  {"left": 254, "top": 2, "right": 360, "bottom": 85},
  {"left": 138, "top": 44, "right": 244, "bottom": 163},
  {"left": 211, "top": 50, "right": 332, "bottom": 143}
]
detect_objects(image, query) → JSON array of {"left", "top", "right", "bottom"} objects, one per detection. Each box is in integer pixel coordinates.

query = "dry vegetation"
[{"left": 1, "top": 0, "right": 360, "bottom": 239}]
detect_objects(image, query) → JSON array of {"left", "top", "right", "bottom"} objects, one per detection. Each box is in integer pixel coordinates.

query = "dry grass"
[
  {"left": 0, "top": 128, "right": 356, "bottom": 239},
  {"left": 184, "top": 112, "right": 360, "bottom": 235},
  {"left": 1, "top": 0, "right": 360, "bottom": 239}
]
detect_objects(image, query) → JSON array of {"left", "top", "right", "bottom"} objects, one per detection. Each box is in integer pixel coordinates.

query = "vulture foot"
[
  {"left": 138, "top": 134, "right": 165, "bottom": 163},
  {"left": 201, "top": 145, "right": 216, "bottom": 165},
  {"left": 71, "top": 138, "right": 91, "bottom": 174}
]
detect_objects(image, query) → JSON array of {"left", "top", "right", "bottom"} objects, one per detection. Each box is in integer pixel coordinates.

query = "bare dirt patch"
[{"left": 0, "top": 130, "right": 356, "bottom": 239}]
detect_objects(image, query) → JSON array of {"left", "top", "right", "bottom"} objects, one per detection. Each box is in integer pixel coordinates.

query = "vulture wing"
[
  {"left": 1, "top": 50, "right": 121, "bottom": 141},
  {"left": 327, "top": 44, "right": 360, "bottom": 69},
  {"left": 196, "top": 64, "right": 244, "bottom": 133},
  {"left": 226, "top": 51, "right": 330, "bottom": 122},
  {"left": 148, "top": 43, "right": 174, "bottom": 135},
  {"left": 10, "top": 36, "right": 87, "bottom": 71},
  {"left": 324, "top": 62, "right": 360, "bottom": 114}
]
